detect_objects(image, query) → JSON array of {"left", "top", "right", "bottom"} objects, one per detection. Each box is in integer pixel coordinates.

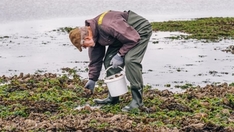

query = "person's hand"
[
  {"left": 110, "top": 53, "right": 123, "bottom": 68},
  {"left": 84, "top": 80, "right": 96, "bottom": 92}
]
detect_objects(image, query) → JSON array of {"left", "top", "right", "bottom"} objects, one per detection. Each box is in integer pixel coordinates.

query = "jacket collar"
[{"left": 85, "top": 19, "right": 98, "bottom": 44}]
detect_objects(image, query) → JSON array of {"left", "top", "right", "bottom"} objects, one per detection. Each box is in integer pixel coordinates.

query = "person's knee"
[
  {"left": 124, "top": 56, "right": 134, "bottom": 66},
  {"left": 125, "top": 57, "right": 142, "bottom": 69}
]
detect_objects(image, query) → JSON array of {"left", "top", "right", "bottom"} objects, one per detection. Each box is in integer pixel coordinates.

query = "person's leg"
[
  {"left": 121, "top": 31, "right": 151, "bottom": 111},
  {"left": 94, "top": 44, "right": 123, "bottom": 105},
  {"left": 122, "top": 11, "right": 152, "bottom": 111}
]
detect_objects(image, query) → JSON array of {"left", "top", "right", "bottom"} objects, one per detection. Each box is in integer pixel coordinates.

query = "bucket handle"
[{"left": 105, "top": 66, "right": 124, "bottom": 78}]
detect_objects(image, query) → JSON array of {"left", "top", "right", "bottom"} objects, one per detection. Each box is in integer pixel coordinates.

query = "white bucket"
[{"left": 104, "top": 66, "right": 128, "bottom": 97}]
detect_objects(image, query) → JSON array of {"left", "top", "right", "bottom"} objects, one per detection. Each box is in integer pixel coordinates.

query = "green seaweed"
[{"left": 151, "top": 17, "right": 234, "bottom": 42}]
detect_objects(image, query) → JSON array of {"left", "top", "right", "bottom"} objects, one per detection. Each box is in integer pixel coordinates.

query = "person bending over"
[{"left": 69, "top": 10, "right": 152, "bottom": 112}]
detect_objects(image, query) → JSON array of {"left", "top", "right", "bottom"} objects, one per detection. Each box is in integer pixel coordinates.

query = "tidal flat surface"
[
  {"left": 1, "top": 0, "right": 234, "bottom": 91},
  {"left": 1, "top": 29, "right": 233, "bottom": 92}
]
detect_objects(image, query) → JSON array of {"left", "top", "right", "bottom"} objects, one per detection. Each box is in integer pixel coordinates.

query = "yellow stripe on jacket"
[{"left": 98, "top": 11, "right": 109, "bottom": 25}]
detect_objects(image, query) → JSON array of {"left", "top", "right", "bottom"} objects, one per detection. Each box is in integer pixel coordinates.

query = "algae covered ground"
[
  {"left": 151, "top": 17, "right": 234, "bottom": 42},
  {"left": 1, "top": 17, "right": 234, "bottom": 131},
  {"left": 1, "top": 68, "right": 234, "bottom": 131}
]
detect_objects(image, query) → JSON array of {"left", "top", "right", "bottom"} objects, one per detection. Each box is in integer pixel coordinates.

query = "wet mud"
[{"left": 221, "top": 45, "right": 234, "bottom": 54}]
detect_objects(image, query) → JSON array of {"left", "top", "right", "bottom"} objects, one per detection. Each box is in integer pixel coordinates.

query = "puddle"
[
  {"left": 74, "top": 104, "right": 102, "bottom": 111},
  {"left": 143, "top": 32, "right": 234, "bottom": 91},
  {"left": 0, "top": 82, "right": 10, "bottom": 86}
]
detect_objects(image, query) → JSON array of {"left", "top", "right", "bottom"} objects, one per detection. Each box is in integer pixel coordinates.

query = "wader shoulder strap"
[{"left": 98, "top": 11, "right": 109, "bottom": 25}]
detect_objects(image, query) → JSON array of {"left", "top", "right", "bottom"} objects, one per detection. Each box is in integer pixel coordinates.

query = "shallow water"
[
  {"left": 1, "top": 30, "right": 234, "bottom": 92},
  {"left": 144, "top": 32, "right": 234, "bottom": 91},
  {"left": 1, "top": 0, "right": 234, "bottom": 92}
]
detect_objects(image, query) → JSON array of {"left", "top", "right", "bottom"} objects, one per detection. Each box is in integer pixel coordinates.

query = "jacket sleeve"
[
  {"left": 88, "top": 43, "right": 105, "bottom": 81},
  {"left": 108, "top": 18, "right": 140, "bottom": 56}
]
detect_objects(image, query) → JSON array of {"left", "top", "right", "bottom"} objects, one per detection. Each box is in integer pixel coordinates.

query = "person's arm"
[{"left": 88, "top": 43, "right": 105, "bottom": 81}]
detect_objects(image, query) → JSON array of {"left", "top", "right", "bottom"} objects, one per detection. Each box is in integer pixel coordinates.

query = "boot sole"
[{"left": 93, "top": 99, "right": 120, "bottom": 105}]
